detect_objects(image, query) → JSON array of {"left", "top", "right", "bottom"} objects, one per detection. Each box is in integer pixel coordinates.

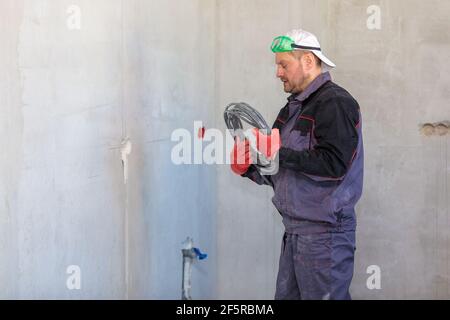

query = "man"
[{"left": 230, "top": 29, "right": 364, "bottom": 300}]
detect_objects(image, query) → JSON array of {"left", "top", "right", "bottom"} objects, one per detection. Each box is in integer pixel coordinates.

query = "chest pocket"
[{"left": 289, "top": 116, "right": 314, "bottom": 151}]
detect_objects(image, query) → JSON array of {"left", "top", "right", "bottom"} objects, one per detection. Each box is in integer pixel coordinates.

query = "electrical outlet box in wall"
[{"left": 420, "top": 122, "right": 449, "bottom": 137}]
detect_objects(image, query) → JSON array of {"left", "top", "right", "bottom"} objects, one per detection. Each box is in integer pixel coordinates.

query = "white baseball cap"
[{"left": 272, "top": 29, "right": 336, "bottom": 72}]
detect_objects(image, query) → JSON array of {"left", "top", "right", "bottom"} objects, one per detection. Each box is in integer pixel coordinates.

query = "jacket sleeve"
[
  {"left": 278, "top": 96, "right": 360, "bottom": 180},
  {"left": 241, "top": 165, "right": 274, "bottom": 187}
]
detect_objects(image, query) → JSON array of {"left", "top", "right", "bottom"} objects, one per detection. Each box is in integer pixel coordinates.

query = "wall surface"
[
  {"left": 123, "top": 0, "right": 217, "bottom": 299},
  {"left": 215, "top": 0, "right": 450, "bottom": 299},
  {"left": 0, "top": 0, "right": 127, "bottom": 299},
  {"left": 0, "top": 0, "right": 216, "bottom": 299}
]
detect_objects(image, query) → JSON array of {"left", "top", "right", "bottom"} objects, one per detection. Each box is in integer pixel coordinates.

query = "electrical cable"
[{"left": 224, "top": 102, "right": 278, "bottom": 186}]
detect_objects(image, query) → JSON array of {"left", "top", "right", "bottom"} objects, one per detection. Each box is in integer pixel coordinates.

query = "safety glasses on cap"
[
  {"left": 270, "top": 36, "right": 295, "bottom": 53},
  {"left": 270, "top": 35, "right": 322, "bottom": 53}
]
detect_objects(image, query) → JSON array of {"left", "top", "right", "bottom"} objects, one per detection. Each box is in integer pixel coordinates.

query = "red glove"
[
  {"left": 230, "top": 137, "right": 252, "bottom": 175},
  {"left": 252, "top": 128, "right": 281, "bottom": 159}
]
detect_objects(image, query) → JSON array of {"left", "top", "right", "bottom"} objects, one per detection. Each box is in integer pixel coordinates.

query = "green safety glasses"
[
  {"left": 271, "top": 35, "right": 322, "bottom": 53},
  {"left": 270, "top": 36, "right": 295, "bottom": 53}
]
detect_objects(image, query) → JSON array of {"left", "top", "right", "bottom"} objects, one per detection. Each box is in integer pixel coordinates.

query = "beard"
[
  {"left": 283, "top": 81, "right": 293, "bottom": 93},
  {"left": 283, "top": 79, "right": 303, "bottom": 94},
  {"left": 282, "top": 69, "right": 306, "bottom": 94}
]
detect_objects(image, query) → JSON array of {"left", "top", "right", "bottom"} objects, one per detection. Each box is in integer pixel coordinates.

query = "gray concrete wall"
[
  {"left": 123, "top": 0, "right": 217, "bottom": 299},
  {"left": 216, "top": 0, "right": 450, "bottom": 299},
  {"left": 0, "top": 0, "right": 216, "bottom": 299},
  {"left": 0, "top": 0, "right": 127, "bottom": 299}
]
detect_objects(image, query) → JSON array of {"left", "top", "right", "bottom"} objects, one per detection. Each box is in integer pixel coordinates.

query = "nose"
[{"left": 276, "top": 66, "right": 283, "bottom": 78}]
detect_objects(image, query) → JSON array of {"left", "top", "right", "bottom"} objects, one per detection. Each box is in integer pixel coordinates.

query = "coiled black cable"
[
  {"left": 224, "top": 102, "right": 277, "bottom": 185},
  {"left": 224, "top": 102, "right": 272, "bottom": 135}
]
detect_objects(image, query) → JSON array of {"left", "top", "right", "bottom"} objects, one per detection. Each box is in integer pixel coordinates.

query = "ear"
[{"left": 303, "top": 52, "right": 316, "bottom": 69}]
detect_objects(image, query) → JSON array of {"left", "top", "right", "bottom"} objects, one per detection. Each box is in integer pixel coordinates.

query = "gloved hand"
[
  {"left": 230, "top": 136, "right": 252, "bottom": 175},
  {"left": 252, "top": 128, "right": 281, "bottom": 160}
]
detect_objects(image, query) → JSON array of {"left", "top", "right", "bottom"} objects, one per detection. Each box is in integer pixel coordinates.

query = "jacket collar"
[{"left": 287, "top": 71, "right": 332, "bottom": 103}]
